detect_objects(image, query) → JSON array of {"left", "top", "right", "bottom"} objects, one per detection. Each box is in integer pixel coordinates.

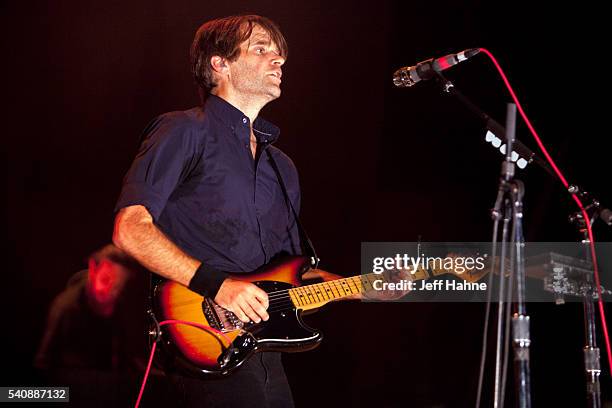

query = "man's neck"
[{"left": 212, "top": 88, "right": 266, "bottom": 126}]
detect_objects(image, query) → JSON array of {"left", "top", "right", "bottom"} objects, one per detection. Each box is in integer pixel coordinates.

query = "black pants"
[{"left": 170, "top": 352, "right": 294, "bottom": 408}]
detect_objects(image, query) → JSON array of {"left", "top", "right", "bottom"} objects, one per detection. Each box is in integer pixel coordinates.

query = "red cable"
[
  {"left": 134, "top": 319, "right": 232, "bottom": 408},
  {"left": 479, "top": 47, "right": 612, "bottom": 375}
]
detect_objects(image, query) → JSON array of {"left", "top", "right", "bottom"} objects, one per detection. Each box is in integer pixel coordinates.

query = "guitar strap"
[{"left": 266, "top": 149, "right": 320, "bottom": 269}]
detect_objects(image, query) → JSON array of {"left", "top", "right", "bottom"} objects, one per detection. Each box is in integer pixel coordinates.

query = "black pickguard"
[{"left": 246, "top": 280, "right": 322, "bottom": 350}]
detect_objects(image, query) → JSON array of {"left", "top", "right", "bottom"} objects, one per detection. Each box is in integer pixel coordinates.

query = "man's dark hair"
[{"left": 190, "top": 14, "right": 288, "bottom": 101}]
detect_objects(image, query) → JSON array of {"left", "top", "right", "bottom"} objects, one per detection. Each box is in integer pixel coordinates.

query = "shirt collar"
[{"left": 204, "top": 94, "right": 280, "bottom": 144}]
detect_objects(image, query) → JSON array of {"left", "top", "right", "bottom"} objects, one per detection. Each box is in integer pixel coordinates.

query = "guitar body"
[{"left": 152, "top": 256, "right": 323, "bottom": 377}]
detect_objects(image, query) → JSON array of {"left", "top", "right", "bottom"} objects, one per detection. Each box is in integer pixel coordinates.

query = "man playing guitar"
[{"left": 113, "top": 14, "right": 346, "bottom": 407}]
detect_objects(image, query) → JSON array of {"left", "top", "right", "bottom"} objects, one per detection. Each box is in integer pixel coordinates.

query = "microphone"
[{"left": 393, "top": 48, "right": 481, "bottom": 87}]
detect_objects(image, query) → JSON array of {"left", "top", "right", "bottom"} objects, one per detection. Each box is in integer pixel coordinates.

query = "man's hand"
[
  {"left": 363, "top": 268, "right": 413, "bottom": 301},
  {"left": 214, "top": 279, "right": 270, "bottom": 323}
]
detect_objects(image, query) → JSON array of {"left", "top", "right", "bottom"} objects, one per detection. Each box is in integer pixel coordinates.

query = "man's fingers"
[
  {"left": 399, "top": 269, "right": 413, "bottom": 280},
  {"left": 228, "top": 303, "right": 249, "bottom": 323},
  {"left": 248, "top": 297, "right": 269, "bottom": 321},
  {"left": 216, "top": 281, "right": 270, "bottom": 323},
  {"left": 250, "top": 286, "right": 269, "bottom": 309},
  {"left": 253, "top": 293, "right": 269, "bottom": 311},
  {"left": 238, "top": 300, "right": 262, "bottom": 323}
]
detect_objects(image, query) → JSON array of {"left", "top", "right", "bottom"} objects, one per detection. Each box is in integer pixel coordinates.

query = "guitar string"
[
  {"left": 265, "top": 277, "right": 368, "bottom": 299},
  {"left": 267, "top": 287, "right": 359, "bottom": 309},
  {"left": 264, "top": 268, "right": 472, "bottom": 301},
  {"left": 216, "top": 273, "right": 426, "bottom": 319},
  {"left": 260, "top": 276, "right": 394, "bottom": 313},
  {"left": 265, "top": 278, "right": 362, "bottom": 296},
  {"left": 266, "top": 274, "right": 476, "bottom": 313},
  {"left": 266, "top": 288, "right": 360, "bottom": 305},
  {"left": 210, "top": 262, "right": 476, "bottom": 302},
  {"left": 210, "top": 274, "right": 392, "bottom": 318},
  {"left": 212, "top": 268, "right": 481, "bottom": 323},
  {"left": 213, "top": 289, "right": 358, "bottom": 318},
  {"left": 266, "top": 287, "right": 360, "bottom": 301},
  {"left": 264, "top": 270, "right": 444, "bottom": 301},
  {"left": 265, "top": 266, "right": 479, "bottom": 301},
  {"left": 195, "top": 283, "right": 365, "bottom": 319},
  {"left": 197, "top": 265, "right": 462, "bottom": 325},
  {"left": 266, "top": 281, "right": 367, "bottom": 306}
]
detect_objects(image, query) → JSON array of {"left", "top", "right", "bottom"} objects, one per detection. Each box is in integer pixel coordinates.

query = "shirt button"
[{"left": 242, "top": 118, "right": 247, "bottom": 124}]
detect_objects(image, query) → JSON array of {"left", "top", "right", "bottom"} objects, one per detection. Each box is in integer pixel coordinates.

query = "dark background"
[{"left": 2, "top": 0, "right": 611, "bottom": 406}]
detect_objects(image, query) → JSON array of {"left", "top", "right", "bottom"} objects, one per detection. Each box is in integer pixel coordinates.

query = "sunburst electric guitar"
[{"left": 151, "top": 255, "right": 488, "bottom": 377}]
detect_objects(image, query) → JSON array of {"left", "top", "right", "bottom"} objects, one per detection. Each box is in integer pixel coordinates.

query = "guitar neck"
[{"left": 288, "top": 267, "right": 431, "bottom": 311}]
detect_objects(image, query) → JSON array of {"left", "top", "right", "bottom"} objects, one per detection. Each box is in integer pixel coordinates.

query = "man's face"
[
  {"left": 88, "top": 259, "right": 129, "bottom": 316},
  {"left": 226, "top": 24, "right": 285, "bottom": 102}
]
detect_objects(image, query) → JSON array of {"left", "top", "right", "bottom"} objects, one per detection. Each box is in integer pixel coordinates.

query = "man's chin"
[
  {"left": 247, "top": 86, "right": 281, "bottom": 103},
  {"left": 266, "top": 86, "right": 281, "bottom": 100}
]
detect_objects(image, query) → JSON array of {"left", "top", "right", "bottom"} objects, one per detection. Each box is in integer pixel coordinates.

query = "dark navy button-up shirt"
[{"left": 115, "top": 95, "right": 301, "bottom": 273}]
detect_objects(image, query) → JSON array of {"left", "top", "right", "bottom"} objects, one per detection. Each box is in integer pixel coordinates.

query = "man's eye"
[{"left": 256, "top": 47, "right": 266, "bottom": 54}]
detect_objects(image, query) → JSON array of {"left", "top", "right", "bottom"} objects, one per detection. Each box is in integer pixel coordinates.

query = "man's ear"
[{"left": 210, "top": 56, "right": 229, "bottom": 74}]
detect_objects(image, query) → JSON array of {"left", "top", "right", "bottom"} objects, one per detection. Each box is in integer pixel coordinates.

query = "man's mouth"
[{"left": 268, "top": 71, "right": 282, "bottom": 81}]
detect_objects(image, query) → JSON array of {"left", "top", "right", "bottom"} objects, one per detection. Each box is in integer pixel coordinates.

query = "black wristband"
[{"left": 188, "top": 263, "right": 229, "bottom": 298}]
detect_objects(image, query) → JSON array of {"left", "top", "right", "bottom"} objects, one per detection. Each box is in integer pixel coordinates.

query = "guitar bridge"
[{"left": 202, "top": 298, "right": 244, "bottom": 332}]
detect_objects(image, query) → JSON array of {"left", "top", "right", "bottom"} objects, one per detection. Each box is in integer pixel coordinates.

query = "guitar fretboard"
[{"left": 287, "top": 268, "right": 431, "bottom": 310}]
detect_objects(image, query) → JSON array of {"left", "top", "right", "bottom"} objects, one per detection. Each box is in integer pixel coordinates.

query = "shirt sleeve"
[{"left": 114, "top": 113, "right": 201, "bottom": 220}]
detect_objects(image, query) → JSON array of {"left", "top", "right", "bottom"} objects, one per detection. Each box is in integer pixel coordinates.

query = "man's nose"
[{"left": 271, "top": 53, "right": 285, "bottom": 66}]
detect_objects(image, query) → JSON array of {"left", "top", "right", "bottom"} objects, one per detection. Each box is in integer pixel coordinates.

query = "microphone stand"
[
  {"left": 490, "top": 102, "right": 531, "bottom": 408},
  {"left": 569, "top": 189, "right": 603, "bottom": 408},
  {"left": 433, "top": 71, "right": 532, "bottom": 407},
  {"left": 429, "top": 71, "right": 612, "bottom": 408}
]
